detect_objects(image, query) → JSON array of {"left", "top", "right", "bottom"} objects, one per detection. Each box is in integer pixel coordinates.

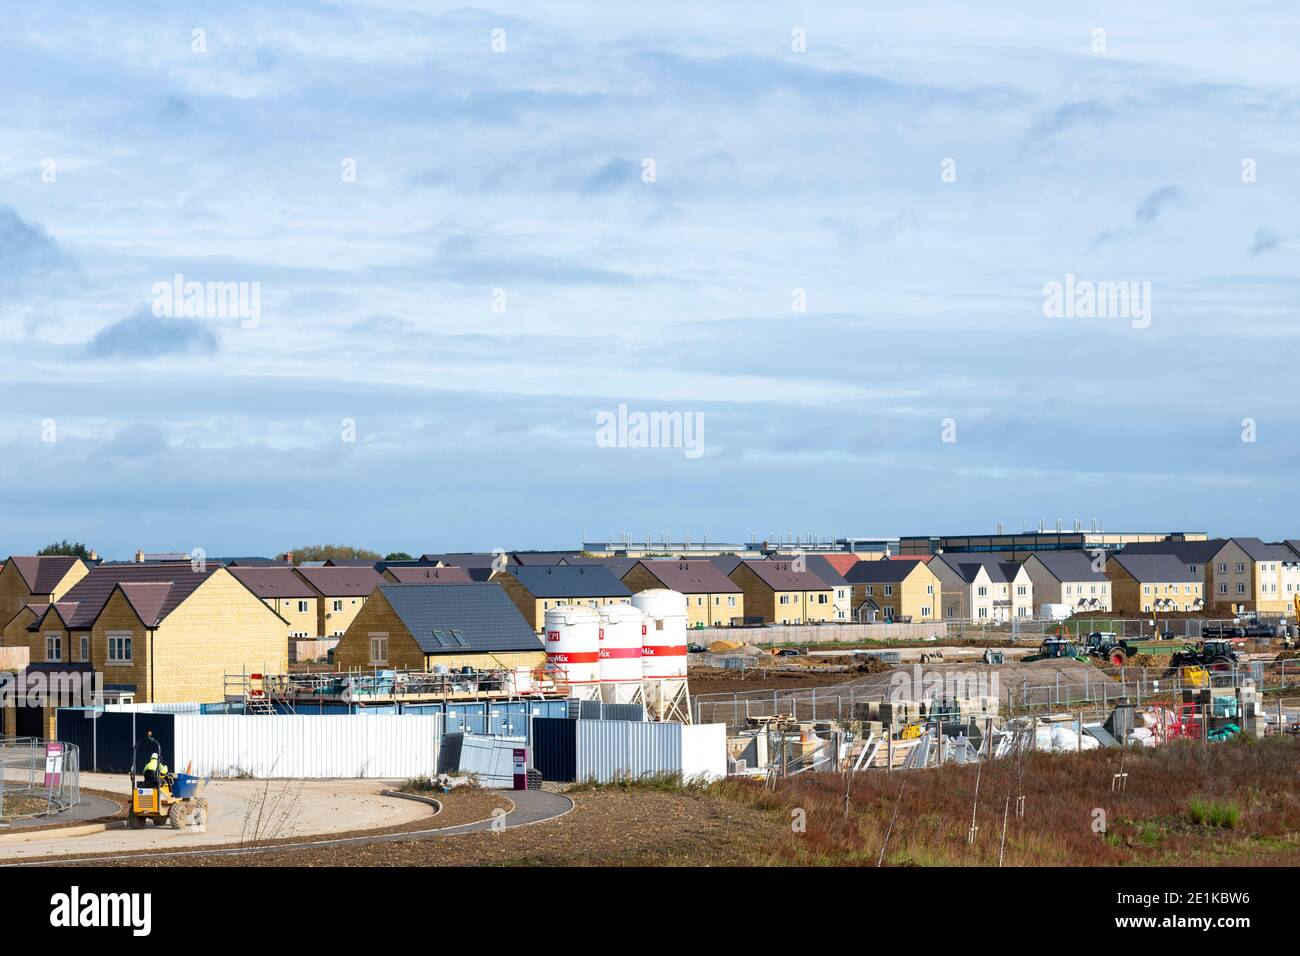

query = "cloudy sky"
[{"left": 1, "top": 2, "right": 1298, "bottom": 559}]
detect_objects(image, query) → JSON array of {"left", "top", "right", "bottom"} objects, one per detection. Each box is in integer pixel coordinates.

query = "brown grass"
[{"left": 714, "top": 735, "right": 1300, "bottom": 866}]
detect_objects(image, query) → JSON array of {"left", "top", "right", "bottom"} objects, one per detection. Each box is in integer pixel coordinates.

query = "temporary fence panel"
[
  {"left": 169, "top": 713, "right": 443, "bottom": 778},
  {"left": 680, "top": 723, "right": 727, "bottom": 781},
  {"left": 56, "top": 709, "right": 176, "bottom": 774},
  {"left": 573, "top": 700, "right": 646, "bottom": 721},
  {"left": 450, "top": 734, "right": 526, "bottom": 788},
  {"left": 531, "top": 718, "right": 577, "bottom": 781}
]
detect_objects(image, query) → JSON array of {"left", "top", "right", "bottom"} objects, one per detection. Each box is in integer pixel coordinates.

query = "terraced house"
[
  {"left": 294, "top": 565, "right": 385, "bottom": 638},
  {"left": 1021, "top": 552, "right": 1111, "bottom": 613},
  {"left": 1, "top": 563, "right": 287, "bottom": 737},
  {"left": 728, "top": 561, "right": 835, "bottom": 625},
  {"left": 491, "top": 565, "right": 632, "bottom": 632},
  {"left": 1104, "top": 553, "right": 1204, "bottom": 613},
  {"left": 229, "top": 566, "right": 320, "bottom": 638},
  {"left": 620, "top": 559, "right": 744, "bottom": 627},
  {"left": 844, "top": 558, "right": 940, "bottom": 623},
  {"left": 1206, "top": 538, "right": 1298, "bottom": 614}
]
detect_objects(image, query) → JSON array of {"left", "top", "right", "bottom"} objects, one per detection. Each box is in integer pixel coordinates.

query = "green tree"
[
  {"left": 37, "top": 540, "right": 93, "bottom": 559},
  {"left": 384, "top": 552, "right": 413, "bottom": 562},
  {"left": 289, "top": 545, "right": 382, "bottom": 565}
]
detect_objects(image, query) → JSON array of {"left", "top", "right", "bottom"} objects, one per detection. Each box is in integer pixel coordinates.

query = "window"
[
  {"left": 697, "top": 597, "right": 703, "bottom": 606},
  {"left": 977, "top": 608, "right": 988, "bottom": 619},
  {"left": 1236, "top": 563, "right": 1246, "bottom": 573},
  {"left": 298, "top": 600, "right": 309, "bottom": 613},
  {"left": 108, "top": 632, "right": 132, "bottom": 663},
  {"left": 1090, "top": 585, "right": 1096, "bottom": 595},
  {"left": 332, "top": 599, "right": 343, "bottom": 613},
  {"left": 450, "top": 629, "right": 469, "bottom": 647},
  {"left": 1237, "top": 583, "right": 1246, "bottom": 594},
  {"left": 431, "top": 629, "right": 453, "bottom": 647},
  {"left": 1065, "top": 585, "right": 1073, "bottom": 595},
  {"left": 865, "top": 585, "right": 874, "bottom": 596},
  {"left": 369, "top": 633, "right": 388, "bottom": 665},
  {"left": 713, "top": 596, "right": 720, "bottom": 605},
  {"left": 1219, "top": 583, "right": 1228, "bottom": 594},
  {"left": 1017, "top": 585, "right": 1027, "bottom": 596},
  {"left": 780, "top": 594, "right": 791, "bottom": 605},
  {"left": 79, "top": 635, "right": 89, "bottom": 662},
  {"left": 977, "top": 586, "right": 988, "bottom": 597},
  {"left": 1217, "top": 563, "right": 1227, "bottom": 573},
  {"left": 727, "top": 596, "right": 736, "bottom": 607},
  {"left": 884, "top": 585, "right": 894, "bottom": 596},
  {"left": 45, "top": 633, "right": 62, "bottom": 661},
  {"left": 927, "top": 584, "right": 934, "bottom": 595},
  {"left": 921, "top": 606, "right": 931, "bottom": 617}
]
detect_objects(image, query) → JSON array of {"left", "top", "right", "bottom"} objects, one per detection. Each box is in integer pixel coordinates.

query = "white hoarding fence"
[{"left": 171, "top": 713, "right": 444, "bottom": 779}]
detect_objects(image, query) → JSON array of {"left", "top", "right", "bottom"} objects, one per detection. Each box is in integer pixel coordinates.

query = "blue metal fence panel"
[
  {"left": 530, "top": 718, "right": 577, "bottom": 782},
  {"left": 55, "top": 709, "right": 175, "bottom": 774}
]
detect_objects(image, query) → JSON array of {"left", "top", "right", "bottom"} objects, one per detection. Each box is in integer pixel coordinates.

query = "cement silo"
[
  {"left": 597, "top": 602, "right": 645, "bottom": 705},
  {"left": 544, "top": 604, "right": 602, "bottom": 701},
  {"left": 632, "top": 589, "right": 692, "bottom": 723}
]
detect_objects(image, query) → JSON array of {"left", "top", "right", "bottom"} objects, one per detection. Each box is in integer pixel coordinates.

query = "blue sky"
[{"left": 1, "top": 2, "right": 1298, "bottom": 559}]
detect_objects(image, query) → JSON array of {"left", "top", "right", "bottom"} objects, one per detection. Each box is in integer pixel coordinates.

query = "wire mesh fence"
[
  {"left": 0, "top": 737, "right": 80, "bottom": 822},
  {"left": 692, "top": 660, "right": 1300, "bottom": 729}
]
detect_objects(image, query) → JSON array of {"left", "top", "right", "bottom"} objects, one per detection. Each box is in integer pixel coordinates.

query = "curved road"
[{"left": 1, "top": 789, "right": 574, "bottom": 867}]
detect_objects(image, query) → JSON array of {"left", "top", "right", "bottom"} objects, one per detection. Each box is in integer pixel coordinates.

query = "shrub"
[{"left": 1188, "top": 797, "right": 1241, "bottom": 829}]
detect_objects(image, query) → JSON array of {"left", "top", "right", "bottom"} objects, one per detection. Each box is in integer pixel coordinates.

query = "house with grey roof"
[
  {"left": 1104, "top": 553, "right": 1204, "bottom": 613},
  {"left": 332, "top": 582, "right": 545, "bottom": 671},
  {"left": 1206, "top": 538, "right": 1300, "bottom": 614},
  {"left": 622, "top": 559, "right": 744, "bottom": 627},
  {"left": 1021, "top": 551, "right": 1112, "bottom": 614}
]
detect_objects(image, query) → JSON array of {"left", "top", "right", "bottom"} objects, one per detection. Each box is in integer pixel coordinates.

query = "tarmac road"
[{"left": 0, "top": 771, "right": 431, "bottom": 861}]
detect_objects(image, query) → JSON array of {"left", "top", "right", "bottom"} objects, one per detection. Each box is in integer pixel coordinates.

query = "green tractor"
[{"left": 1084, "top": 631, "right": 1238, "bottom": 671}]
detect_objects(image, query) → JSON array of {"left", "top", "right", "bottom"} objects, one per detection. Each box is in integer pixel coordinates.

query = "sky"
[{"left": 1, "top": 1, "right": 1298, "bottom": 559}]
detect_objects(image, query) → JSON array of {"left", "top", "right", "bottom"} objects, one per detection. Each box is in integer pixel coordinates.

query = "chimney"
[
  {"left": 88, "top": 550, "right": 98, "bottom": 562},
  {"left": 135, "top": 549, "right": 145, "bottom": 564},
  {"left": 283, "top": 551, "right": 294, "bottom": 565}
]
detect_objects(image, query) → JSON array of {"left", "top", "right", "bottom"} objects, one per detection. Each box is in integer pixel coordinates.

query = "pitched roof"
[
  {"left": 844, "top": 558, "right": 927, "bottom": 584},
  {"left": 322, "top": 558, "right": 381, "bottom": 568},
  {"left": 817, "top": 553, "right": 860, "bottom": 577},
  {"left": 378, "top": 583, "right": 544, "bottom": 655},
  {"left": 766, "top": 554, "right": 850, "bottom": 587},
  {"left": 502, "top": 565, "right": 631, "bottom": 598},
  {"left": 1119, "top": 539, "right": 1226, "bottom": 564},
  {"left": 1226, "top": 537, "right": 1297, "bottom": 563},
  {"left": 1108, "top": 553, "right": 1199, "bottom": 583},
  {"left": 736, "top": 560, "right": 832, "bottom": 591},
  {"left": 1026, "top": 551, "right": 1108, "bottom": 582},
  {"left": 229, "top": 566, "right": 318, "bottom": 598},
  {"left": 707, "top": 555, "right": 745, "bottom": 575},
  {"left": 384, "top": 566, "right": 474, "bottom": 584},
  {"left": 6, "top": 555, "right": 83, "bottom": 594},
  {"left": 294, "top": 565, "right": 385, "bottom": 597},
  {"left": 632, "top": 560, "right": 742, "bottom": 594},
  {"left": 32, "top": 562, "right": 219, "bottom": 629},
  {"left": 562, "top": 556, "right": 640, "bottom": 579},
  {"left": 511, "top": 551, "right": 580, "bottom": 566},
  {"left": 420, "top": 553, "right": 502, "bottom": 570}
]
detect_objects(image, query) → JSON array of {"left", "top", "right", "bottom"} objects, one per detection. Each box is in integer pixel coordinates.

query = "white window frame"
[
  {"left": 45, "top": 632, "right": 62, "bottom": 662},
  {"left": 107, "top": 631, "right": 133, "bottom": 664}
]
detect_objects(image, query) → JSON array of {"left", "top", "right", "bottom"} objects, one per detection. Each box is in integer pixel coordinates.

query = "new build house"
[
  {"left": 333, "top": 582, "right": 546, "bottom": 672},
  {"left": 294, "top": 566, "right": 385, "bottom": 638},
  {"left": 229, "top": 566, "right": 320, "bottom": 638},
  {"left": 728, "top": 560, "right": 835, "bottom": 625},
  {"left": 1205, "top": 538, "right": 1298, "bottom": 614},
  {"left": 620, "top": 560, "right": 744, "bottom": 627},
  {"left": 491, "top": 565, "right": 632, "bottom": 632},
  {"left": 766, "top": 554, "right": 856, "bottom": 622},
  {"left": 1104, "top": 553, "right": 1204, "bottom": 613},
  {"left": 1, "top": 563, "right": 287, "bottom": 736},
  {"left": 931, "top": 555, "right": 1034, "bottom": 621},
  {"left": 843, "top": 559, "right": 940, "bottom": 623},
  {"left": 1021, "top": 552, "right": 1112, "bottom": 613},
  {"left": 0, "top": 556, "right": 89, "bottom": 618}
]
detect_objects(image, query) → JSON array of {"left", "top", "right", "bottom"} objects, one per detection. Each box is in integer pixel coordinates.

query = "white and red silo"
[
  {"left": 631, "top": 589, "right": 692, "bottom": 722},
  {"left": 597, "top": 602, "right": 645, "bottom": 704},
  {"left": 544, "top": 604, "right": 602, "bottom": 701}
]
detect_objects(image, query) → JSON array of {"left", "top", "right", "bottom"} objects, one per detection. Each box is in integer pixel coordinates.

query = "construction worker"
[{"left": 142, "top": 751, "right": 171, "bottom": 788}]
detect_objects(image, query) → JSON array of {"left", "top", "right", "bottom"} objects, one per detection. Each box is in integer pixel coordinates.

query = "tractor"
[
  {"left": 1022, "top": 631, "right": 1088, "bottom": 663},
  {"left": 1084, "top": 632, "right": 1238, "bottom": 671},
  {"left": 128, "top": 731, "right": 209, "bottom": 830}
]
